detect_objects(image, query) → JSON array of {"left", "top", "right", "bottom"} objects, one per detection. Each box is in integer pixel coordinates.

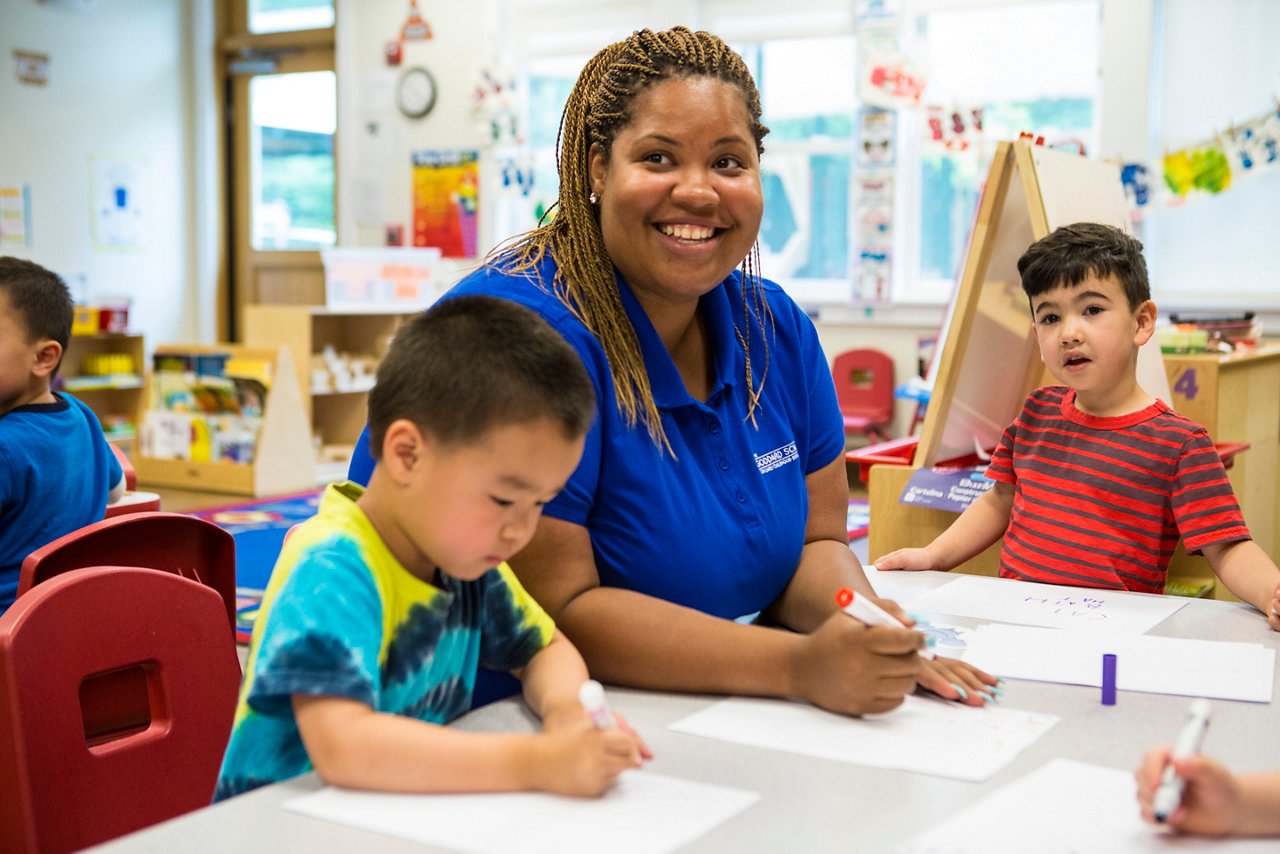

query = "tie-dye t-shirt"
[{"left": 214, "top": 482, "right": 554, "bottom": 800}]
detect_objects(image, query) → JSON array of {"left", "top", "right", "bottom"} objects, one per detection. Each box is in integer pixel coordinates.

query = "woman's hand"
[
  {"left": 788, "top": 612, "right": 923, "bottom": 716},
  {"left": 915, "top": 657, "right": 1000, "bottom": 706}
]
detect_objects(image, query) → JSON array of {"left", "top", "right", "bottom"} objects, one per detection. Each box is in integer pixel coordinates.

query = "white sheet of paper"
[
  {"left": 962, "top": 623, "right": 1276, "bottom": 703},
  {"left": 906, "top": 575, "right": 1187, "bottom": 634},
  {"left": 669, "top": 695, "right": 1057, "bottom": 783},
  {"left": 897, "top": 758, "right": 1277, "bottom": 853},
  {"left": 282, "top": 770, "right": 759, "bottom": 854},
  {"left": 864, "top": 565, "right": 950, "bottom": 607}
]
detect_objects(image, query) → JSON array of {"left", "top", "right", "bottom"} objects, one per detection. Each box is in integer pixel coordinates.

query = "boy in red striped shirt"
[{"left": 876, "top": 223, "right": 1280, "bottom": 629}]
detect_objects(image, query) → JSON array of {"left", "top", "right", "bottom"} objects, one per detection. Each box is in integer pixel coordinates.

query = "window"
[
  {"left": 249, "top": 71, "right": 337, "bottom": 250},
  {"left": 507, "top": 0, "right": 1102, "bottom": 307},
  {"left": 740, "top": 36, "right": 858, "bottom": 303},
  {"left": 249, "top": 0, "right": 334, "bottom": 34},
  {"left": 908, "top": 1, "right": 1100, "bottom": 302}
]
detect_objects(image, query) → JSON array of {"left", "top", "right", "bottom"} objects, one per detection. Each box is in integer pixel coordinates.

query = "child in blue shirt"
[
  {"left": 0, "top": 256, "right": 123, "bottom": 612},
  {"left": 215, "top": 295, "right": 647, "bottom": 800}
]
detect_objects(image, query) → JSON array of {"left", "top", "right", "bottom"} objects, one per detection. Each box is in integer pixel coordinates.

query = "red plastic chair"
[
  {"left": 17, "top": 512, "right": 237, "bottom": 632},
  {"left": 832, "top": 348, "right": 894, "bottom": 444},
  {"left": 108, "top": 441, "right": 136, "bottom": 491},
  {"left": 0, "top": 567, "right": 241, "bottom": 853}
]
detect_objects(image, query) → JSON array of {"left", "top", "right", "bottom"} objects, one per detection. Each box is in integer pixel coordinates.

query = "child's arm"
[
  {"left": 873, "top": 481, "right": 1015, "bottom": 571},
  {"left": 293, "top": 687, "right": 640, "bottom": 797},
  {"left": 1136, "top": 747, "right": 1280, "bottom": 836},
  {"left": 1200, "top": 539, "right": 1280, "bottom": 631}
]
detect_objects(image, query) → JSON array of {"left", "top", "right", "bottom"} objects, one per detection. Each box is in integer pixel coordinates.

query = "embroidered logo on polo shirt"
[{"left": 754, "top": 441, "right": 798, "bottom": 475}]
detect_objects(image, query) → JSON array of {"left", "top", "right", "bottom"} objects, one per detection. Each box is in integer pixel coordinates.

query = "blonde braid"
[{"left": 490, "top": 26, "right": 772, "bottom": 452}]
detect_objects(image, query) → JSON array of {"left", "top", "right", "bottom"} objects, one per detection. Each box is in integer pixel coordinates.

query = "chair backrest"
[
  {"left": 0, "top": 567, "right": 241, "bottom": 853},
  {"left": 832, "top": 348, "right": 895, "bottom": 423},
  {"left": 108, "top": 441, "right": 136, "bottom": 491},
  {"left": 17, "top": 512, "right": 236, "bottom": 631}
]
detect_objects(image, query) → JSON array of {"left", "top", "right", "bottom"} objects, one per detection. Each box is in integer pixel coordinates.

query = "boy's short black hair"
[
  {"left": 367, "top": 295, "right": 595, "bottom": 458},
  {"left": 0, "top": 257, "right": 74, "bottom": 366},
  {"left": 1017, "top": 223, "right": 1150, "bottom": 310}
]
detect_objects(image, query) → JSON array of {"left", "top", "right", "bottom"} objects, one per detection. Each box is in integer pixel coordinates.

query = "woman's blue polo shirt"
[{"left": 449, "top": 256, "right": 844, "bottom": 620}]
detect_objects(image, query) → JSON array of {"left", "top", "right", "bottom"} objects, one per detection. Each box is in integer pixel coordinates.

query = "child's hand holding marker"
[
  {"left": 836, "top": 588, "right": 1001, "bottom": 708},
  {"left": 530, "top": 680, "right": 649, "bottom": 798}
]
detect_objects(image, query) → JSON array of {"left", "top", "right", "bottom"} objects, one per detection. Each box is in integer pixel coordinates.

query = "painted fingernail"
[
  {"left": 979, "top": 690, "right": 998, "bottom": 703},
  {"left": 951, "top": 684, "right": 968, "bottom": 701},
  {"left": 991, "top": 685, "right": 1004, "bottom": 697}
]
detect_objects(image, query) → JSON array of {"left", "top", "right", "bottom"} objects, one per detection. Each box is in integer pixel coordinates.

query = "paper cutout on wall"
[
  {"left": 91, "top": 157, "right": 149, "bottom": 250},
  {"left": 0, "top": 183, "right": 32, "bottom": 247},
  {"left": 411, "top": 150, "right": 479, "bottom": 258}
]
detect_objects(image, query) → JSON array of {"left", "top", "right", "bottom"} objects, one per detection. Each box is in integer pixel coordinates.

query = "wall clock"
[{"left": 396, "top": 66, "right": 437, "bottom": 119}]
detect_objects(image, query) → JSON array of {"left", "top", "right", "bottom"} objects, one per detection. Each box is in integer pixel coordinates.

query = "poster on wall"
[
  {"left": 91, "top": 157, "right": 149, "bottom": 250},
  {"left": 411, "top": 149, "right": 479, "bottom": 258},
  {"left": 0, "top": 183, "right": 32, "bottom": 247}
]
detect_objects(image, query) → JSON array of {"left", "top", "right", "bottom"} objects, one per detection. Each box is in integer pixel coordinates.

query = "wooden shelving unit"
[
  {"left": 59, "top": 332, "right": 146, "bottom": 459},
  {"left": 135, "top": 343, "right": 315, "bottom": 496},
  {"left": 242, "top": 305, "right": 416, "bottom": 460}
]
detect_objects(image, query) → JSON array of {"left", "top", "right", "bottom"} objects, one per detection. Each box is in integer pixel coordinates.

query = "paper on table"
[
  {"left": 897, "top": 758, "right": 1277, "bottom": 853},
  {"left": 282, "top": 770, "right": 759, "bottom": 854},
  {"left": 906, "top": 575, "right": 1187, "bottom": 634},
  {"left": 864, "top": 565, "right": 950, "bottom": 607},
  {"left": 669, "top": 694, "right": 1057, "bottom": 783},
  {"left": 962, "top": 623, "right": 1276, "bottom": 703}
]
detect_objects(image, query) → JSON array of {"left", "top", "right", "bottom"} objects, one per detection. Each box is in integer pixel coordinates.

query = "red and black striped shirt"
[{"left": 984, "top": 386, "right": 1249, "bottom": 593}]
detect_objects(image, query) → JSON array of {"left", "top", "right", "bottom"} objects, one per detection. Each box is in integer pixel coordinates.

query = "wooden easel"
[{"left": 868, "top": 140, "right": 1218, "bottom": 595}]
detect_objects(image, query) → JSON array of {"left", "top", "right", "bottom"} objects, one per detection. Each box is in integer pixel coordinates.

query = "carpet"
[
  {"left": 847, "top": 498, "right": 870, "bottom": 541},
  {"left": 192, "top": 488, "right": 324, "bottom": 593}
]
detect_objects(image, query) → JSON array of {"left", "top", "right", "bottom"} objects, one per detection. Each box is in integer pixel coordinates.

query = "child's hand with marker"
[{"left": 529, "top": 680, "right": 649, "bottom": 797}]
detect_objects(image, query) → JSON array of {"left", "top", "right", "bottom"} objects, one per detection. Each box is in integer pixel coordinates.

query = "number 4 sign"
[{"left": 1172, "top": 368, "right": 1199, "bottom": 400}]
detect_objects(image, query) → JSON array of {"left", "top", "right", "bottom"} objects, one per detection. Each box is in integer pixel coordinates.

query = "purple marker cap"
[{"left": 1101, "top": 653, "right": 1117, "bottom": 705}]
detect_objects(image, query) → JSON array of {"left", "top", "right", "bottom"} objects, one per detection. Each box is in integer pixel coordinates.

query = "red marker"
[{"left": 836, "top": 587, "right": 935, "bottom": 659}]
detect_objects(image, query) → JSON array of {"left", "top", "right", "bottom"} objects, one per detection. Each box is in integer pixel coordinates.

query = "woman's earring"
[{"left": 589, "top": 192, "right": 599, "bottom": 204}]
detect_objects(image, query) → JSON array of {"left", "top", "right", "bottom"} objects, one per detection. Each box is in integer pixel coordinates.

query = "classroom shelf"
[
  {"left": 243, "top": 305, "right": 416, "bottom": 461},
  {"left": 59, "top": 332, "right": 146, "bottom": 460},
  {"left": 135, "top": 343, "right": 315, "bottom": 497}
]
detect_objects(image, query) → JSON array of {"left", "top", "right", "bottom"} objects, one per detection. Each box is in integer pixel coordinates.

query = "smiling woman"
[{"left": 363, "top": 26, "right": 998, "bottom": 716}]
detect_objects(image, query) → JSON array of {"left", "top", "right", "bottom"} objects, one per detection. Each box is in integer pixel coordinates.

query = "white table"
[{"left": 90, "top": 572, "right": 1280, "bottom": 853}]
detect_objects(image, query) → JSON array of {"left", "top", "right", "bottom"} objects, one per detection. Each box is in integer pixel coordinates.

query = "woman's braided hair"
[{"left": 492, "top": 26, "right": 771, "bottom": 453}]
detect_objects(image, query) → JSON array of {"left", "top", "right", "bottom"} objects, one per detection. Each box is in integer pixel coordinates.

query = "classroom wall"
[{"left": 0, "top": 0, "right": 202, "bottom": 344}]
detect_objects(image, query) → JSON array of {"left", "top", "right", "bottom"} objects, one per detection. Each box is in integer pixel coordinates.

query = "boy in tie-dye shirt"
[{"left": 216, "top": 296, "right": 647, "bottom": 801}]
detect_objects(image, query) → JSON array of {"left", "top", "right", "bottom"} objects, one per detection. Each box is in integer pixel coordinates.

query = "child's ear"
[
  {"left": 31, "top": 339, "right": 62, "bottom": 378},
  {"left": 380, "top": 419, "right": 428, "bottom": 483},
  {"left": 1132, "top": 299, "right": 1157, "bottom": 346}
]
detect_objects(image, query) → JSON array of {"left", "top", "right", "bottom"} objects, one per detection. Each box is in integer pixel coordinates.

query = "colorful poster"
[
  {"left": 0, "top": 183, "right": 31, "bottom": 247},
  {"left": 411, "top": 149, "right": 479, "bottom": 258}
]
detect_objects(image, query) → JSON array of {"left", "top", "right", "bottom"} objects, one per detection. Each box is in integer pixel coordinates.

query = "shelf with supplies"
[
  {"left": 242, "top": 304, "right": 418, "bottom": 465},
  {"left": 57, "top": 332, "right": 146, "bottom": 459},
  {"left": 134, "top": 343, "right": 315, "bottom": 496}
]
